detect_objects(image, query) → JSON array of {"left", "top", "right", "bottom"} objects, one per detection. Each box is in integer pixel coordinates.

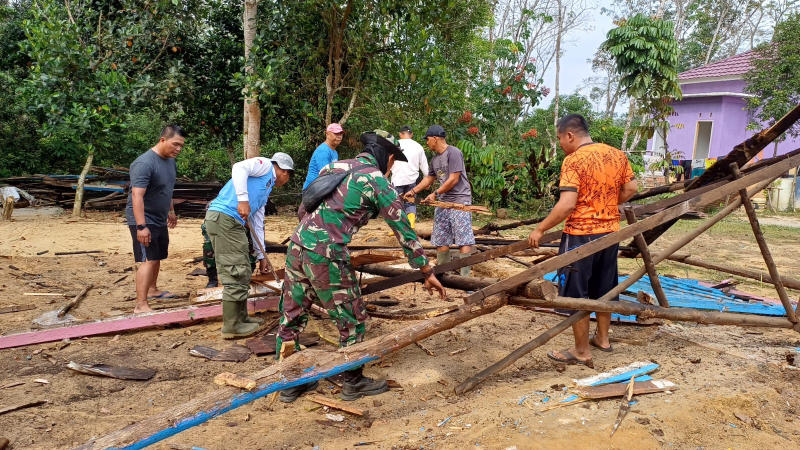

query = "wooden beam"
[
  {"left": 507, "top": 296, "right": 800, "bottom": 330},
  {"left": 360, "top": 231, "right": 561, "bottom": 296},
  {"left": 729, "top": 163, "right": 797, "bottom": 321},
  {"left": 0, "top": 297, "right": 280, "bottom": 350},
  {"left": 464, "top": 200, "right": 691, "bottom": 304},
  {"left": 624, "top": 207, "right": 669, "bottom": 308},
  {"left": 664, "top": 254, "right": 800, "bottom": 291},
  {"left": 74, "top": 294, "right": 508, "bottom": 450}
]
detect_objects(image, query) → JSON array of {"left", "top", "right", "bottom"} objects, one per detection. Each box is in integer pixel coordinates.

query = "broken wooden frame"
[{"left": 75, "top": 108, "right": 800, "bottom": 449}]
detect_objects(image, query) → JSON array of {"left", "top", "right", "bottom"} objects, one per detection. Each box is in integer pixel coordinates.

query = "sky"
[{"left": 537, "top": 4, "right": 617, "bottom": 110}]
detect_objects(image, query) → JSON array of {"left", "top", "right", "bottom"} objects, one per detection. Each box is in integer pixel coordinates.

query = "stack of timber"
[{"left": 0, "top": 166, "right": 223, "bottom": 217}]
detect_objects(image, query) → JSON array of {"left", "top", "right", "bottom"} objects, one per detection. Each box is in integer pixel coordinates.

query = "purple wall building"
[{"left": 646, "top": 50, "right": 800, "bottom": 174}]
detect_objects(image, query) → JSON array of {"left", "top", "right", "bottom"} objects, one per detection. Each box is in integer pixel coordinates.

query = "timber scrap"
[{"left": 75, "top": 105, "right": 800, "bottom": 450}]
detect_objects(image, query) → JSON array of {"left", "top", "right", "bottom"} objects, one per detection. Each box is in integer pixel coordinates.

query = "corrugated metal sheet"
[{"left": 543, "top": 272, "right": 790, "bottom": 322}]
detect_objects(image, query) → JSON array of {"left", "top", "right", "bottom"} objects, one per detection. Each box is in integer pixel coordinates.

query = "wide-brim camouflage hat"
[{"left": 360, "top": 131, "right": 407, "bottom": 162}]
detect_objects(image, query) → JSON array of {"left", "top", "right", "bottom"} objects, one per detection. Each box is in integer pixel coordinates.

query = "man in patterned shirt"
[
  {"left": 528, "top": 114, "right": 638, "bottom": 366},
  {"left": 277, "top": 131, "right": 446, "bottom": 403}
]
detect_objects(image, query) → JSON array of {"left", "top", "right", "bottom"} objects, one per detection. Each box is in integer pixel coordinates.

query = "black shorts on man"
[
  {"left": 555, "top": 232, "right": 619, "bottom": 314},
  {"left": 129, "top": 226, "right": 169, "bottom": 262}
]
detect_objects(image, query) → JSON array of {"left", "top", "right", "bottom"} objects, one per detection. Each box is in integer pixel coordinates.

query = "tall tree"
[
  {"left": 743, "top": 12, "right": 800, "bottom": 156},
  {"left": 243, "top": 0, "right": 260, "bottom": 158}
]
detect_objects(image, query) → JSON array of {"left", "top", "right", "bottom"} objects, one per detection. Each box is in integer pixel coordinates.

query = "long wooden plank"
[
  {"left": 0, "top": 297, "right": 280, "bottom": 350},
  {"left": 361, "top": 231, "right": 561, "bottom": 295},
  {"left": 664, "top": 254, "right": 800, "bottom": 290},
  {"left": 464, "top": 201, "right": 691, "bottom": 303},
  {"left": 572, "top": 379, "right": 677, "bottom": 399},
  {"left": 74, "top": 294, "right": 508, "bottom": 450}
]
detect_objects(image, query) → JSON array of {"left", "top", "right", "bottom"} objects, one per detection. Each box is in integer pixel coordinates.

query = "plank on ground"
[{"left": 0, "top": 297, "right": 279, "bottom": 350}]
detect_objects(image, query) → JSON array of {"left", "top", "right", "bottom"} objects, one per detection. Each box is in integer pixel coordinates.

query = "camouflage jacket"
[{"left": 291, "top": 153, "right": 428, "bottom": 268}]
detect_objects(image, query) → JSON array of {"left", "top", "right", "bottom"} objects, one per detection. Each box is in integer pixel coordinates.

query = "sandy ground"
[{"left": 0, "top": 208, "right": 799, "bottom": 450}]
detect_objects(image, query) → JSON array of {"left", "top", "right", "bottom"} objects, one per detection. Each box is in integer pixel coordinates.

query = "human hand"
[
  {"left": 237, "top": 201, "right": 251, "bottom": 221},
  {"left": 258, "top": 259, "right": 267, "bottom": 275},
  {"left": 423, "top": 193, "right": 436, "bottom": 203},
  {"left": 424, "top": 274, "right": 447, "bottom": 301},
  {"left": 528, "top": 228, "right": 544, "bottom": 248},
  {"left": 167, "top": 212, "right": 177, "bottom": 229},
  {"left": 403, "top": 191, "right": 416, "bottom": 202},
  {"left": 137, "top": 227, "right": 151, "bottom": 247}
]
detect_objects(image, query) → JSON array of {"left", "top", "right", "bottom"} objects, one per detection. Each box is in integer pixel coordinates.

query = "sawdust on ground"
[{"left": 0, "top": 208, "right": 799, "bottom": 449}]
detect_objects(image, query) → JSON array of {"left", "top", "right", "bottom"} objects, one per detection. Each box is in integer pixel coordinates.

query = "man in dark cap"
[
  {"left": 405, "top": 125, "right": 475, "bottom": 277},
  {"left": 276, "top": 131, "right": 446, "bottom": 403}
]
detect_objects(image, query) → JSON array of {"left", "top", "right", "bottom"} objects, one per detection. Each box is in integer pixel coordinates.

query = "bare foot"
[{"left": 134, "top": 303, "right": 153, "bottom": 314}]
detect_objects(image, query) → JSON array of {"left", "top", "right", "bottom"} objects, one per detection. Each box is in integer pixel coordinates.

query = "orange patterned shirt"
[{"left": 559, "top": 143, "right": 634, "bottom": 235}]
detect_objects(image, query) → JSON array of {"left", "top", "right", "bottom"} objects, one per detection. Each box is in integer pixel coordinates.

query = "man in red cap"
[{"left": 303, "top": 123, "right": 344, "bottom": 190}]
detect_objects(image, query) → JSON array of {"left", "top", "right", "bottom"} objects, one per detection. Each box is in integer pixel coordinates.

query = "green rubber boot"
[
  {"left": 238, "top": 301, "right": 265, "bottom": 325},
  {"left": 220, "top": 301, "right": 259, "bottom": 339}
]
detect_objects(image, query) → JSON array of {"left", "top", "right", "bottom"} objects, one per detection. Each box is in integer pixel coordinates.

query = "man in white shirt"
[{"left": 390, "top": 125, "right": 429, "bottom": 229}]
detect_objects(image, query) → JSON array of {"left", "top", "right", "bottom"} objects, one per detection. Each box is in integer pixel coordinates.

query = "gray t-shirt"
[
  {"left": 428, "top": 145, "right": 472, "bottom": 204},
  {"left": 125, "top": 149, "right": 177, "bottom": 227}
]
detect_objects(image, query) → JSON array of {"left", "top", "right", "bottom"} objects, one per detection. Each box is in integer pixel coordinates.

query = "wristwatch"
[{"left": 136, "top": 224, "right": 148, "bottom": 231}]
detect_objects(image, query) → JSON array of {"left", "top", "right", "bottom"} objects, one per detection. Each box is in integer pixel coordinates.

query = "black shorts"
[
  {"left": 556, "top": 233, "right": 619, "bottom": 313},
  {"left": 129, "top": 225, "right": 169, "bottom": 263}
]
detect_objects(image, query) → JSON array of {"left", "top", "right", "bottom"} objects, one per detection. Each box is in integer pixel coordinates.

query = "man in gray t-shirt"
[
  {"left": 126, "top": 125, "right": 185, "bottom": 313},
  {"left": 404, "top": 125, "right": 476, "bottom": 277}
]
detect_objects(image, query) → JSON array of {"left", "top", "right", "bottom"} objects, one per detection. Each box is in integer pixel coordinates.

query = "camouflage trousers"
[
  {"left": 277, "top": 241, "right": 368, "bottom": 352},
  {"left": 201, "top": 221, "right": 257, "bottom": 273}
]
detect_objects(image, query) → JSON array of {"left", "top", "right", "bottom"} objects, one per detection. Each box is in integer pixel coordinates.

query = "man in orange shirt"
[{"left": 528, "top": 114, "right": 638, "bottom": 366}]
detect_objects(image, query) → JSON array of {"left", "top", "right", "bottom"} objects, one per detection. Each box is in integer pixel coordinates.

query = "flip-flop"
[
  {"left": 590, "top": 335, "right": 613, "bottom": 353},
  {"left": 547, "top": 349, "right": 592, "bottom": 366},
  {"left": 147, "top": 291, "right": 177, "bottom": 300}
]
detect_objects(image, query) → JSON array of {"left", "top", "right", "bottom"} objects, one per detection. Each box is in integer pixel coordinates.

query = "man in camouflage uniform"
[
  {"left": 201, "top": 221, "right": 257, "bottom": 289},
  {"left": 277, "top": 131, "right": 446, "bottom": 403}
]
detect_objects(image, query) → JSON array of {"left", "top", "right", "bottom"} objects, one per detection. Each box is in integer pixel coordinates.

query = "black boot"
[
  {"left": 340, "top": 366, "right": 388, "bottom": 401},
  {"left": 278, "top": 380, "right": 319, "bottom": 403},
  {"left": 205, "top": 268, "right": 218, "bottom": 289}
]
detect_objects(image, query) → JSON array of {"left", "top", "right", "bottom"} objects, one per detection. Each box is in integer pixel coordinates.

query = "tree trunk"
[
  {"left": 704, "top": 6, "right": 728, "bottom": 65},
  {"left": 243, "top": 0, "right": 260, "bottom": 159},
  {"left": 550, "top": 0, "right": 563, "bottom": 158},
  {"left": 72, "top": 150, "right": 94, "bottom": 218},
  {"left": 225, "top": 143, "right": 236, "bottom": 167},
  {"left": 620, "top": 99, "right": 635, "bottom": 153},
  {"left": 773, "top": 140, "right": 779, "bottom": 158}
]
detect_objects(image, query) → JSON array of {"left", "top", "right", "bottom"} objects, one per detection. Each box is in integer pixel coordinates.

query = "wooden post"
[
  {"left": 623, "top": 207, "right": 669, "bottom": 307},
  {"left": 729, "top": 163, "right": 798, "bottom": 323},
  {"left": 454, "top": 311, "right": 590, "bottom": 395}
]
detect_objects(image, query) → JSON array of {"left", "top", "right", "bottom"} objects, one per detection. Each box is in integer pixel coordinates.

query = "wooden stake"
[
  {"left": 623, "top": 207, "right": 669, "bottom": 308},
  {"left": 305, "top": 395, "right": 365, "bottom": 416},
  {"left": 58, "top": 283, "right": 93, "bottom": 318},
  {"left": 729, "top": 163, "right": 798, "bottom": 322}
]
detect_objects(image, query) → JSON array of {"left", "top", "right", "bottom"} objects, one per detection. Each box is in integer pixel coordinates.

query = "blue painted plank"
[{"left": 110, "top": 355, "right": 379, "bottom": 450}]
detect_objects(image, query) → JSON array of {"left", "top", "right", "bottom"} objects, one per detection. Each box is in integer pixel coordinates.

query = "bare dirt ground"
[{"left": 1, "top": 208, "right": 799, "bottom": 450}]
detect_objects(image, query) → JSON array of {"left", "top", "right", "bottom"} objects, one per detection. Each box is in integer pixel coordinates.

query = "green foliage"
[
  {"left": 744, "top": 12, "right": 800, "bottom": 141},
  {"left": 602, "top": 14, "right": 682, "bottom": 140}
]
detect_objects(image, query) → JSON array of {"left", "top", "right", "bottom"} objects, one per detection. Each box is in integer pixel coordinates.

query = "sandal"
[
  {"left": 547, "top": 349, "right": 593, "bottom": 366},
  {"left": 590, "top": 335, "right": 613, "bottom": 353},
  {"left": 147, "top": 291, "right": 177, "bottom": 300}
]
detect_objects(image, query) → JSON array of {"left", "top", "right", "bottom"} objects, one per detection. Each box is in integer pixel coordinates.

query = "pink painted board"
[{"left": 0, "top": 297, "right": 279, "bottom": 350}]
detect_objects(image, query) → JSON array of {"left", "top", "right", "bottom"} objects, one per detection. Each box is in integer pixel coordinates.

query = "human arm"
[
  {"left": 418, "top": 150, "right": 429, "bottom": 180},
  {"left": 404, "top": 175, "right": 436, "bottom": 201},
  {"left": 618, "top": 179, "right": 639, "bottom": 204},
  {"left": 424, "top": 172, "right": 459, "bottom": 203},
  {"left": 131, "top": 187, "right": 150, "bottom": 246},
  {"left": 528, "top": 191, "right": 578, "bottom": 248},
  {"left": 167, "top": 199, "right": 177, "bottom": 228},
  {"left": 248, "top": 200, "right": 266, "bottom": 261},
  {"left": 231, "top": 157, "right": 272, "bottom": 220}
]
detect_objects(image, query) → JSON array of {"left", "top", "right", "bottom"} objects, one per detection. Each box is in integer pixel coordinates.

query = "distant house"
[{"left": 646, "top": 50, "right": 800, "bottom": 177}]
